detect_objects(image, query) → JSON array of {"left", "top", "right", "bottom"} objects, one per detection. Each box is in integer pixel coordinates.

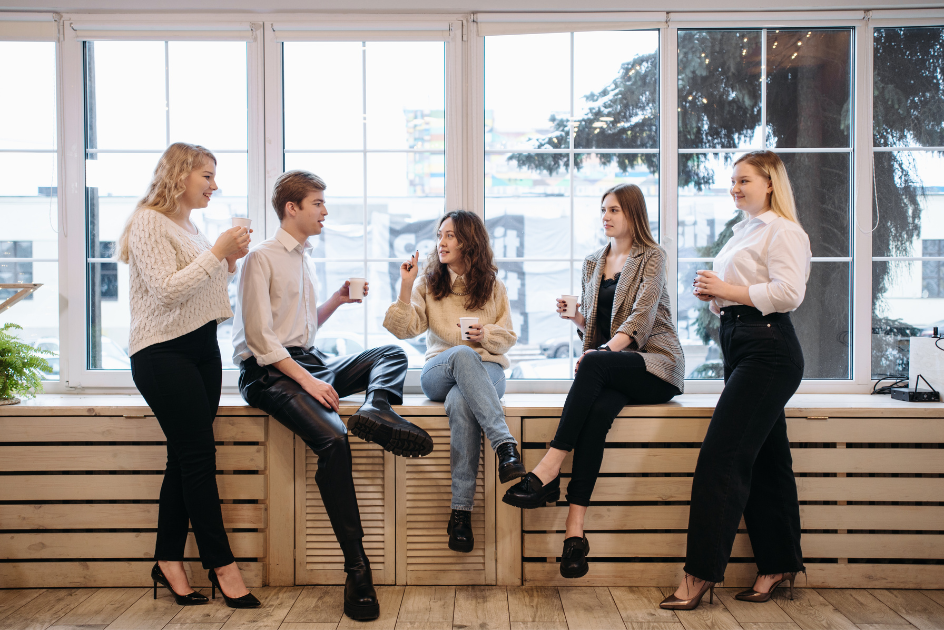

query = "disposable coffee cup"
[
  {"left": 348, "top": 277, "right": 367, "bottom": 300},
  {"left": 459, "top": 317, "right": 479, "bottom": 341},
  {"left": 560, "top": 295, "right": 578, "bottom": 318},
  {"left": 231, "top": 217, "right": 252, "bottom": 229}
]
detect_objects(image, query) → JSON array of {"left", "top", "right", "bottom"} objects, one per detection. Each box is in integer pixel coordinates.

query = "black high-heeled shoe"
[
  {"left": 501, "top": 472, "right": 560, "bottom": 509},
  {"left": 151, "top": 563, "right": 208, "bottom": 606},
  {"left": 207, "top": 569, "right": 261, "bottom": 609}
]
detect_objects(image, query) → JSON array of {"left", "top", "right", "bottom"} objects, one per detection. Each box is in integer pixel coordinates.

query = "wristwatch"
[{"left": 596, "top": 343, "right": 612, "bottom": 352}]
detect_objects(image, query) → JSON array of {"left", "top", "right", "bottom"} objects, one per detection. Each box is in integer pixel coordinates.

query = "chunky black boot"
[
  {"left": 349, "top": 390, "right": 434, "bottom": 457},
  {"left": 496, "top": 443, "right": 526, "bottom": 484},
  {"left": 559, "top": 536, "right": 590, "bottom": 579},
  {"left": 447, "top": 509, "right": 474, "bottom": 553},
  {"left": 502, "top": 472, "right": 561, "bottom": 509},
  {"left": 341, "top": 540, "right": 380, "bottom": 621}
]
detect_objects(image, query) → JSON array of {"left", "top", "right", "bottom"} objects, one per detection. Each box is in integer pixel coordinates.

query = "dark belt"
[
  {"left": 718, "top": 304, "right": 792, "bottom": 324},
  {"left": 286, "top": 346, "right": 313, "bottom": 357}
]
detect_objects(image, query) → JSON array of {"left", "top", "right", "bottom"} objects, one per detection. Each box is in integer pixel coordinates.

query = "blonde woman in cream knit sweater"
[
  {"left": 384, "top": 210, "right": 526, "bottom": 553},
  {"left": 119, "top": 143, "right": 259, "bottom": 609}
]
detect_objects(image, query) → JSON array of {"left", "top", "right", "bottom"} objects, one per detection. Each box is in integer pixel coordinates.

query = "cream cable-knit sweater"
[
  {"left": 127, "top": 209, "right": 233, "bottom": 356},
  {"left": 383, "top": 275, "right": 517, "bottom": 369}
]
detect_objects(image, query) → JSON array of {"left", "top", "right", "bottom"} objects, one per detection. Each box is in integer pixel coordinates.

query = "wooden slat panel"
[
  {"left": 0, "top": 416, "right": 265, "bottom": 443},
  {"left": 267, "top": 415, "right": 295, "bottom": 587},
  {"left": 296, "top": 428, "right": 393, "bottom": 585},
  {"left": 0, "top": 503, "right": 266, "bottom": 530},
  {"left": 399, "top": 419, "right": 491, "bottom": 586},
  {"left": 0, "top": 474, "right": 265, "bottom": 501},
  {"left": 522, "top": 505, "right": 944, "bottom": 532},
  {"left": 524, "top": 532, "right": 944, "bottom": 560},
  {"left": 2, "top": 531, "right": 265, "bottom": 559},
  {"left": 523, "top": 447, "right": 944, "bottom": 475},
  {"left": 522, "top": 416, "right": 944, "bottom": 444},
  {"left": 0, "top": 445, "right": 264, "bottom": 471},
  {"left": 0, "top": 561, "right": 264, "bottom": 588}
]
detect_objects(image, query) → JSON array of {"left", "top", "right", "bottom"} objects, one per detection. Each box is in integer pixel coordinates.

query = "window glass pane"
[
  {"left": 678, "top": 153, "right": 738, "bottom": 260},
  {"left": 311, "top": 261, "right": 366, "bottom": 358},
  {"left": 0, "top": 42, "right": 58, "bottom": 381},
  {"left": 677, "top": 261, "right": 720, "bottom": 379},
  {"left": 572, "top": 30, "right": 659, "bottom": 151},
  {"left": 368, "top": 262, "right": 426, "bottom": 369},
  {"left": 284, "top": 42, "right": 363, "bottom": 150},
  {"left": 0, "top": 42, "right": 57, "bottom": 150},
  {"left": 766, "top": 29, "right": 852, "bottom": 149},
  {"left": 365, "top": 41, "right": 445, "bottom": 150},
  {"left": 779, "top": 152, "right": 851, "bottom": 257},
  {"left": 84, "top": 41, "right": 249, "bottom": 370},
  {"left": 168, "top": 42, "right": 248, "bottom": 150},
  {"left": 678, "top": 30, "right": 762, "bottom": 149},
  {"left": 873, "top": 27, "right": 944, "bottom": 148},
  {"left": 1, "top": 262, "right": 60, "bottom": 379},
  {"left": 485, "top": 33, "right": 571, "bottom": 150},
  {"left": 872, "top": 152, "right": 944, "bottom": 258},
  {"left": 367, "top": 153, "right": 444, "bottom": 258},
  {"left": 87, "top": 41, "right": 167, "bottom": 150}
]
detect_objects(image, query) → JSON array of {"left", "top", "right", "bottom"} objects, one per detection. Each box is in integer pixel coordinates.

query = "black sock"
[
  {"left": 340, "top": 538, "right": 369, "bottom": 570},
  {"left": 365, "top": 389, "right": 391, "bottom": 411}
]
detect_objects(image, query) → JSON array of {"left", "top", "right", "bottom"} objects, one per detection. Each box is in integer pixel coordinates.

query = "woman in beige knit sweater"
[
  {"left": 119, "top": 143, "right": 259, "bottom": 608},
  {"left": 383, "top": 210, "right": 526, "bottom": 553}
]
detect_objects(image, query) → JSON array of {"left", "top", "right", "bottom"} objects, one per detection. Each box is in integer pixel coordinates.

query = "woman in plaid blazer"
[{"left": 503, "top": 183, "right": 684, "bottom": 579}]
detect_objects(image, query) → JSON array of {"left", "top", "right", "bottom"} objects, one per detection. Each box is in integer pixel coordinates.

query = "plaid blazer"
[{"left": 578, "top": 242, "right": 685, "bottom": 392}]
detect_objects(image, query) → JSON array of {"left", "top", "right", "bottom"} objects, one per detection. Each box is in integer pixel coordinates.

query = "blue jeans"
[{"left": 421, "top": 345, "right": 514, "bottom": 511}]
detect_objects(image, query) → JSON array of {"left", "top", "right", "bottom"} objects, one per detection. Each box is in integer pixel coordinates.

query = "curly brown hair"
[{"left": 423, "top": 210, "right": 497, "bottom": 312}]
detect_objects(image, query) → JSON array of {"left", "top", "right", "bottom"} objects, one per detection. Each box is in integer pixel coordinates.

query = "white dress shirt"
[
  {"left": 710, "top": 210, "right": 812, "bottom": 316},
  {"left": 232, "top": 228, "right": 320, "bottom": 366}
]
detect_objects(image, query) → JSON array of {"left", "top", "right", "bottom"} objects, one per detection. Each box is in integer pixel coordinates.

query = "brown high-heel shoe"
[
  {"left": 660, "top": 575, "right": 715, "bottom": 610},
  {"left": 735, "top": 572, "right": 797, "bottom": 602}
]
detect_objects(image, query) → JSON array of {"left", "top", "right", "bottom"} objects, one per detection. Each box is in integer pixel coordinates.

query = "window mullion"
[
  {"left": 663, "top": 23, "right": 680, "bottom": 346},
  {"left": 853, "top": 18, "right": 874, "bottom": 389}
]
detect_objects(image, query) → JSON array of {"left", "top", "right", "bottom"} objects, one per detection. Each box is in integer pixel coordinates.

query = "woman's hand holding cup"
[{"left": 212, "top": 226, "right": 252, "bottom": 262}]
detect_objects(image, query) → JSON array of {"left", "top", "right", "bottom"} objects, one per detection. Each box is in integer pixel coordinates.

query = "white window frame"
[{"left": 9, "top": 7, "right": 941, "bottom": 394}]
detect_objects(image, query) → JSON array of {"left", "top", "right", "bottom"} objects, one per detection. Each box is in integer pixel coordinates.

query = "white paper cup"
[
  {"left": 560, "top": 295, "right": 578, "bottom": 318},
  {"left": 231, "top": 217, "right": 252, "bottom": 229},
  {"left": 348, "top": 277, "right": 367, "bottom": 300},
  {"left": 459, "top": 317, "right": 479, "bottom": 341}
]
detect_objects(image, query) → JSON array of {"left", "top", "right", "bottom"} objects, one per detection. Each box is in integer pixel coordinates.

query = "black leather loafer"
[
  {"left": 348, "top": 403, "right": 434, "bottom": 457},
  {"left": 560, "top": 536, "right": 590, "bottom": 578},
  {"left": 447, "top": 509, "right": 474, "bottom": 553},
  {"left": 496, "top": 443, "right": 527, "bottom": 484},
  {"left": 344, "top": 563, "right": 380, "bottom": 621},
  {"left": 501, "top": 472, "right": 561, "bottom": 509}
]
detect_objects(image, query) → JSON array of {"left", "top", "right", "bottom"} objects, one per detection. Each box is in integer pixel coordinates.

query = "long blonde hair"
[
  {"left": 732, "top": 150, "right": 800, "bottom": 224},
  {"left": 117, "top": 142, "right": 217, "bottom": 263}
]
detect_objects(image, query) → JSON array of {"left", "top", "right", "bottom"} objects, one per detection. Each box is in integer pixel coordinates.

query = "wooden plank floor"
[{"left": 1, "top": 586, "right": 944, "bottom": 630}]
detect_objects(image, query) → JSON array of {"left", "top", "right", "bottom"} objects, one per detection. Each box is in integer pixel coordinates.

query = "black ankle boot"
[
  {"left": 560, "top": 535, "right": 590, "bottom": 579},
  {"left": 447, "top": 509, "right": 474, "bottom": 553},
  {"left": 349, "top": 392, "right": 434, "bottom": 458},
  {"left": 341, "top": 540, "right": 379, "bottom": 621},
  {"left": 496, "top": 443, "right": 526, "bottom": 484}
]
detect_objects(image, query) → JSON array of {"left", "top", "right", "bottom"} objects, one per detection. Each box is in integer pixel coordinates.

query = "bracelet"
[{"left": 597, "top": 344, "right": 612, "bottom": 352}]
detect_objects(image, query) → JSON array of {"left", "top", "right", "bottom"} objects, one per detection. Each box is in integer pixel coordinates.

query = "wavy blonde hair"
[
  {"left": 117, "top": 142, "right": 217, "bottom": 263},
  {"left": 732, "top": 150, "right": 800, "bottom": 224}
]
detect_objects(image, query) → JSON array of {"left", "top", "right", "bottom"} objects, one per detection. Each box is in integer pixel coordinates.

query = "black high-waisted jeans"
[
  {"left": 239, "top": 344, "right": 407, "bottom": 543},
  {"left": 684, "top": 305, "right": 806, "bottom": 582},
  {"left": 551, "top": 351, "right": 681, "bottom": 506},
  {"left": 130, "top": 320, "right": 235, "bottom": 570}
]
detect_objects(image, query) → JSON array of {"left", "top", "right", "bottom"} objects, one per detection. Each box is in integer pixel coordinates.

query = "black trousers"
[
  {"left": 552, "top": 351, "right": 680, "bottom": 506},
  {"left": 239, "top": 344, "right": 408, "bottom": 543},
  {"left": 684, "top": 305, "right": 806, "bottom": 582},
  {"left": 130, "top": 321, "right": 236, "bottom": 570}
]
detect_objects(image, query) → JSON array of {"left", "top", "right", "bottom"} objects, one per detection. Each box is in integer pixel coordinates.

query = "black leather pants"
[{"left": 239, "top": 345, "right": 408, "bottom": 543}]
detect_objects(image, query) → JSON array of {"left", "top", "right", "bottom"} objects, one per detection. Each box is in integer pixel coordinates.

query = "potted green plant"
[{"left": 0, "top": 323, "right": 53, "bottom": 406}]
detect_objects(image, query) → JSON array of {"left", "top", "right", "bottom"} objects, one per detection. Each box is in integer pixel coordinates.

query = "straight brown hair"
[
  {"left": 423, "top": 210, "right": 497, "bottom": 312},
  {"left": 272, "top": 170, "right": 326, "bottom": 220},
  {"left": 601, "top": 183, "right": 658, "bottom": 248}
]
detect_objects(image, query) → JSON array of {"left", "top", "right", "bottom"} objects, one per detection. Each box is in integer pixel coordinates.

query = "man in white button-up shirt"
[{"left": 232, "top": 170, "right": 432, "bottom": 622}]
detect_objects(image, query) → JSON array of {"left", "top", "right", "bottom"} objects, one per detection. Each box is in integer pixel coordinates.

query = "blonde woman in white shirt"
[
  {"left": 121, "top": 143, "right": 259, "bottom": 609},
  {"left": 662, "top": 150, "right": 811, "bottom": 610}
]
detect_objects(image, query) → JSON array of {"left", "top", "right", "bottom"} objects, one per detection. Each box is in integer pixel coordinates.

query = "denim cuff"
[
  {"left": 494, "top": 437, "right": 517, "bottom": 449},
  {"left": 451, "top": 504, "right": 474, "bottom": 512}
]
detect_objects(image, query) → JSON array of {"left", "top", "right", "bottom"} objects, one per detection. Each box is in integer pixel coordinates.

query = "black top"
[{"left": 595, "top": 273, "right": 620, "bottom": 346}]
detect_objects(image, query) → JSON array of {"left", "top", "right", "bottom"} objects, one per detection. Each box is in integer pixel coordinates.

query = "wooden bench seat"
[{"left": 1, "top": 393, "right": 942, "bottom": 589}]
